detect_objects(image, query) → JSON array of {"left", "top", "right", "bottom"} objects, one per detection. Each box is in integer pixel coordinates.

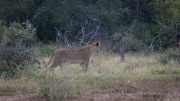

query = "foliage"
[
  {"left": 123, "top": 35, "right": 146, "bottom": 52},
  {"left": 157, "top": 48, "right": 180, "bottom": 65},
  {"left": 38, "top": 45, "right": 54, "bottom": 57},
  {"left": 111, "top": 24, "right": 147, "bottom": 52},
  {"left": 150, "top": 0, "right": 180, "bottom": 48},
  {"left": 0, "top": 0, "right": 180, "bottom": 50},
  {"left": 151, "top": 66, "right": 180, "bottom": 75},
  {"left": 2, "top": 21, "right": 37, "bottom": 47},
  {"left": 0, "top": 0, "right": 152, "bottom": 44},
  {"left": 35, "top": 69, "right": 69, "bottom": 100},
  {"left": 0, "top": 20, "right": 4, "bottom": 42},
  {"left": 0, "top": 21, "right": 39, "bottom": 77}
]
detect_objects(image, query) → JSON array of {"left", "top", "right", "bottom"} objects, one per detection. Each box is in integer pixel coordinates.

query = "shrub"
[
  {"left": 0, "top": 47, "right": 40, "bottom": 76},
  {"left": 0, "top": 21, "right": 40, "bottom": 77},
  {"left": 158, "top": 54, "right": 168, "bottom": 65},
  {"left": 2, "top": 21, "right": 37, "bottom": 47},
  {"left": 35, "top": 69, "right": 69, "bottom": 100},
  {"left": 173, "top": 68, "right": 180, "bottom": 75},
  {"left": 157, "top": 48, "right": 180, "bottom": 65},
  {"left": 151, "top": 66, "right": 171, "bottom": 74},
  {"left": 111, "top": 34, "right": 146, "bottom": 52}
]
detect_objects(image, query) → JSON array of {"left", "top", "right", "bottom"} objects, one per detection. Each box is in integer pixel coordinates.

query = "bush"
[
  {"left": 0, "top": 21, "right": 40, "bottom": 77},
  {"left": 173, "top": 68, "right": 180, "bottom": 75},
  {"left": 0, "top": 47, "right": 39, "bottom": 70},
  {"left": 3, "top": 21, "right": 37, "bottom": 47},
  {"left": 111, "top": 35, "right": 146, "bottom": 52},
  {"left": 151, "top": 66, "right": 171, "bottom": 74},
  {"left": 35, "top": 69, "right": 69, "bottom": 100},
  {"left": 157, "top": 48, "right": 180, "bottom": 65},
  {"left": 123, "top": 35, "right": 146, "bottom": 52}
]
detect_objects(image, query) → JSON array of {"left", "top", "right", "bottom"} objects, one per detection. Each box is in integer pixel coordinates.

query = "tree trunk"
[
  {"left": 174, "top": 20, "right": 178, "bottom": 47},
  {"left": 120, "top": 40, "right": 125, "bottom": 62}
]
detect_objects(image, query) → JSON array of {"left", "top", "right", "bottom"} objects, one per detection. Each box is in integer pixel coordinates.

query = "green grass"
[{"left": 38, "top": 45, "right": 54, "bottom": 57}]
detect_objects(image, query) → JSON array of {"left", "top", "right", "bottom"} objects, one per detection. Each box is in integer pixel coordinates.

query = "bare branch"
[
  {"left": 145, "top": 36, "right": 157, "bottom": 53},
  {"left": 152, "top": 18, "right": 169, "bottom": 29},
  {"left": 110, "top": 26, "right": 134, "bottom": 50},
  {"left": 55, "top": 27, "right": 72, "bottom": 49}
]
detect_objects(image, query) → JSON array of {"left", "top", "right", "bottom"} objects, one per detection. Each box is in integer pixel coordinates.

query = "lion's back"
[{"left": 54, "top": 49, "right": 87, "bottom": 61}]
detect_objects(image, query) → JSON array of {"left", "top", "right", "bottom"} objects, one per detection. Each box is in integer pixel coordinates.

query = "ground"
[
  {"left": 0, "top": 93, "right": 46, "bottom": 101},
  {"left": 1, "top": 81, "right": 180, "bottom": 101},
  {"left": 1, "top": 92, "right": 180, "bottom": 101}
]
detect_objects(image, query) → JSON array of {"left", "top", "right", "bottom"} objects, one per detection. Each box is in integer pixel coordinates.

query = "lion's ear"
[{"left": 96, "top": 42, "right": 100, "bottom": 46}]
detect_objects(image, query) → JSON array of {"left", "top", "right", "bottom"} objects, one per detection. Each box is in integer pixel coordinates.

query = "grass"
[
  {"left": 0, "top": 76, "right": 37, "bottom": 93},
  {"left": 0, "top": 51, "right": 180, "bottom": 100}
]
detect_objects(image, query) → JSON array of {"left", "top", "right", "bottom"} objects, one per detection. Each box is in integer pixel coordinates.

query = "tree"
[{"left": 150, "top": 0, "right": 180, "bottom": 48}]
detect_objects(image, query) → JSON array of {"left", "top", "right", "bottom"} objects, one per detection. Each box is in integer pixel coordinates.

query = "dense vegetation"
[{"left": 0, "top": 0, "right": 180, "bottom": 49}]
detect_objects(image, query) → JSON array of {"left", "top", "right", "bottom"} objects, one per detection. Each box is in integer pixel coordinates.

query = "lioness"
[{"left": 47, "top": 42, "right": 103, "bottom": 73}]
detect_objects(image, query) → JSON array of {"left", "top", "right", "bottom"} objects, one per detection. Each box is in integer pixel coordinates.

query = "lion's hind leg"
[
  {"left": 60, "top": 62, "right": 65, "bottom": 71},
  {"left": 49, "top": 59, "right": 60, "bottom": 68}
]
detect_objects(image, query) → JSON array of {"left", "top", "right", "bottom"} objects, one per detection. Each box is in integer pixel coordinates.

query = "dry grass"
[
  {"left": 0, "top": 76, "right": 37, "bottom": 93},
  {"left": 0, "top": 52, "right": 180, "bottom": 100}
]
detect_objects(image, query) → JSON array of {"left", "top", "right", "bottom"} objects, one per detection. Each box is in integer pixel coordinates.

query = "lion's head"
[{"left": 89, "top": 42, "right": 103, "bottom": 53}]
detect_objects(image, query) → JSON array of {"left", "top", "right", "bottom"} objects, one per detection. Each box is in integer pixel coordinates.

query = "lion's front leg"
[
  {"left": 80, "top": 62, "right": 89, "bottom": 73},
  {"left": 84, "top": 62, "right": 89, "bottom": 72},
  {"left": 80, "top": 63, "right": 85, "bottom": 72}
]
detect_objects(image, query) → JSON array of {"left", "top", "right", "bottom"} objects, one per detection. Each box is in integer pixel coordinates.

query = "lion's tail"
[{"left": 46, "top": 52, "right": 54, "bottom": 68}]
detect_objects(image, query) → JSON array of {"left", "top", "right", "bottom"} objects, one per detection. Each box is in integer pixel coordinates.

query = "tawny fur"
[{"left": 47, "top": 42, "right": 102, "bottom": 73}]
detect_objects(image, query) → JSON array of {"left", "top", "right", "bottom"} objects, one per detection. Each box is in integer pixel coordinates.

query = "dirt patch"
[
  {"left": 132, "top": 80, "right": 180, "bottom": 93},
  {"left": 1, "top": 92, "right": 180, "bottom": 101},
  {"left": 73, "top": 80, "right": 180, "bottom": 101},
  {"left": 0, "top": 92, "right": 47, "bottom": 101},
  {"left": 61, "top": 92, "right": 180, "bottom": 101}
]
